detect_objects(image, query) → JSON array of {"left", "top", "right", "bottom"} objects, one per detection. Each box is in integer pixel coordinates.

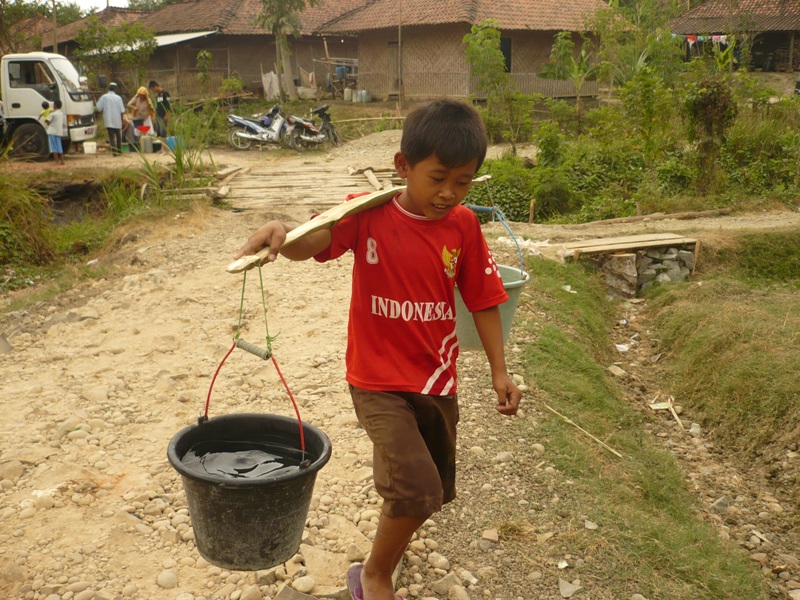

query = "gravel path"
[{"left": 1, "top": 132, "right": 798, "bottom": 600}]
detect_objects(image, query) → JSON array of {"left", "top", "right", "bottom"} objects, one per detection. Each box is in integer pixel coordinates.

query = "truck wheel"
[{"left": 9, "top": 123, "right": 49, "bottom": 161}]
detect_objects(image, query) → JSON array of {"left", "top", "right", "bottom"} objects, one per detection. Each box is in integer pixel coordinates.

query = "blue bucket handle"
[{"left": 465, "top": 175, "right": 526, "bottom": 277}]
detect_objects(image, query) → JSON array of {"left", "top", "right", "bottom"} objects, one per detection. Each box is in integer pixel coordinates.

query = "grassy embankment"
[{"left": 506, "top": 231, "right": 800, "bottom": 598}]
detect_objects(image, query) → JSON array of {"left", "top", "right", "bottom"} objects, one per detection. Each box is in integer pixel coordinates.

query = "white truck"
[{"left": 0, "top": 52, "right": 96, "bottom": 159}]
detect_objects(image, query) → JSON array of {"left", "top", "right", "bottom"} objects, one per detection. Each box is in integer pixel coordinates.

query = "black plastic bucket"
[{"left": 167, "top": 413, "right": 332, "bottom": 571}]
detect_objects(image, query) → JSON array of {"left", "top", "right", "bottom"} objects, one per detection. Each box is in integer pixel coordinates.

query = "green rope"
[
  {"left": 257, "top": 265, "right": 277, "bottom": 355},
  {"left": 234, "top": 271, "right": 247, "bottom": 343},
  {"left": 233, "top": 268, "right": 278, "bottom": 354}
]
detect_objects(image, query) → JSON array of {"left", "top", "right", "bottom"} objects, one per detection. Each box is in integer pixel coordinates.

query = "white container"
[
  {"left": 352, "top": 89, "right": 360, "bottom": 103},
  {"left": 83, "top": 141, "right": 97, "bottom": 154},
  {"left": 343, "top": 88, "right": 352, "bottom": 101},
  {"left": 141, "top": 135, "right": 154, "bottom": 153},
  {"left": 454, "top": 265, "right": 529, "bottom": 349}
]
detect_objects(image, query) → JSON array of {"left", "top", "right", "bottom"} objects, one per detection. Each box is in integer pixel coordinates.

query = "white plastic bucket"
[
  {"left": 83, "top": 141, "right": 97, "bottom": 154},
  {"left": 343, "top": 88, "right": 352, "bottom": 102},
  {"left": 454, "top": 265, "right": 529, "bottom": 350},
  {"left": 141, "top": 135, "right": 154, "bottom": 153}
]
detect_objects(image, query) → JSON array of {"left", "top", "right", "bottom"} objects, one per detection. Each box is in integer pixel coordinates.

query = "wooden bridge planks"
[
  {"left": 559, "top": 233, "right": 697, "bottom": 259},
  {"left": 225, "top": 165, "right": 395, "bottom": 210}
]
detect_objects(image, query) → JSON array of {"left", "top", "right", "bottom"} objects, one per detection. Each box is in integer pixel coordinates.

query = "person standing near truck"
[
  {"left": 44, "top": 99, "right": 66, "bottom": 166},
  {"left": 96, "top": 82, "right": 126, "bottom": 155}
]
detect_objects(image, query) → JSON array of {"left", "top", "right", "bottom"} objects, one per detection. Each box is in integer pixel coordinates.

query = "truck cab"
[{"left": 1, "top": 52, "right": 96, "bottom": 159}]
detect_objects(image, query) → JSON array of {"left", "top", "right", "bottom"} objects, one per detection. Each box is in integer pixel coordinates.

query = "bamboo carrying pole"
[{"left": 226, "top": 186, "right": 404, "bottom": 273}]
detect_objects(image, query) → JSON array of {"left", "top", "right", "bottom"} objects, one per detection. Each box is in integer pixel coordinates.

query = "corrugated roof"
[
  {"left": 671, "top": 0, "right": 800, "bottom": 34},
  {"left": 318, "top": 0, "right": 610, "bottom": 34}
]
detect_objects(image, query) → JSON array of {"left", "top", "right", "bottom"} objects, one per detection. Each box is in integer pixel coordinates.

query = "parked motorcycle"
[
  {"left": 226, "top": 104, "right": 290, "bottom": 150},
  {"left": 285, "top": 112, "right": 328, "bottom": 150},
  {"left": 310, "top": 104, "right": 344, "bottom": 147}
]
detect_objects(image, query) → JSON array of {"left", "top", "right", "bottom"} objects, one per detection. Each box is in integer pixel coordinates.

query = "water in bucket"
[{"left": 181, "top": 440, "right": 304, "bottom": 480}]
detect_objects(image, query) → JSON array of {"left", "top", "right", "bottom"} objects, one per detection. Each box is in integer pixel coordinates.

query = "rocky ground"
[{"left": 1, "top": 131, "right": 799, "bottom": 600}]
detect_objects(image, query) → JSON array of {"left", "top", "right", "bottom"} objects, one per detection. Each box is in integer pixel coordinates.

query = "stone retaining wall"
[{"left": 599, "top": 244, "right": 696, "bottom": 297}]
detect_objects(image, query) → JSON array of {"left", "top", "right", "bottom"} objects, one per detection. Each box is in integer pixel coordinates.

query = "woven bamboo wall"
[
  {"left": 357, "top": 33, "right": 391, "bottom": 97},
  {"left": 510, "top": 32, "right": 555, "bottom": 73},
  {"left": 357, "top": 26, "right": 598, "bottom": 101},
  {"left": 403, "top": 25, "right": 470, "bottom": 98}
]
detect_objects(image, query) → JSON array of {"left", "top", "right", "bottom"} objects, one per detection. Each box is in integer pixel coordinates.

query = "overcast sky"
[{"left": 72, "top": 0, "right": 128, "bottom": 13}]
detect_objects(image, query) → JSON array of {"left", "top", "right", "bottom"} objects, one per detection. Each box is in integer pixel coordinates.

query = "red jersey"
[{"left": 314, "top": 196, "right": 508, "bottom": 394}]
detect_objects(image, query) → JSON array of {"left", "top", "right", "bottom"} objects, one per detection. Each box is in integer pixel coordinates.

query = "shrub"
[
  {"left": 219, "top": 74, "right": 245, "bottom": 95},
  {"left": 467, "top": 153, "right": 537, "bottom": 222},
  {"left": 0, "top": 176, "right": 55, "bottom": 266}
]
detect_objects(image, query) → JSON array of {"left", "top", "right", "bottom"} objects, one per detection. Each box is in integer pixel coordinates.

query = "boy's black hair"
[
  {"left": 41, "top": 101, "right": 49, "bottom": 109},
  {"left": 53, "top": 100, "right": 62, "bottom": 109},
  {"left": 400, "top": 99, "right": 487, "bottom": 171}
]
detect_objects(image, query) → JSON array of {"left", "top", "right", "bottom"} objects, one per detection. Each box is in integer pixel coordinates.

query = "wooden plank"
[
  {"left": 560, "top": 233, "right": 689, "bottom": 250},
  {"left": 567, "top": 238, "right": 696, "bottom": 258}
]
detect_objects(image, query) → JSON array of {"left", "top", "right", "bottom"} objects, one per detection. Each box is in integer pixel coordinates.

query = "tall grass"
[
  {"left": 647, "top": 231, "right": 800, "bottom": 455},
  {"left": 0, "top": 175, "right": 55, "bottom": 267},
  {"left": 164, "top": 104, "right": 220, "bottom": 183},
  {"left": 515, "top": 258, "right": 768, "bottom": 599}
]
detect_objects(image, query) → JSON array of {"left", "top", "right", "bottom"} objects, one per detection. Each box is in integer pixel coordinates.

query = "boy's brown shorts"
[{"left": 349, "top": 385, "right": 459, "bottom": 517}]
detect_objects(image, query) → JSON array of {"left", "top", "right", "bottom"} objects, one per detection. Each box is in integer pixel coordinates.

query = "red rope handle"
[
  {"left": 202, "top": 343, "right": 306, "bottom": 454},
  {"left": 271, "top": 355, "right": 306, "bottom": 453},
  {"left": 204, "top": 341, "right": 237, "bottom": 420}
]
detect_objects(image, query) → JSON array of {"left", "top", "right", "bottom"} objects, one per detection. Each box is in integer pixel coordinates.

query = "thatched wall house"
[{"left": 317, "top": 0, "right": 609, "bottom": 101}]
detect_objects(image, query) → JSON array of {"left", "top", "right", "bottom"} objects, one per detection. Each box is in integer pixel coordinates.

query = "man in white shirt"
[{"left": 95, "top": 82, "right": 126, "bottom": 156}]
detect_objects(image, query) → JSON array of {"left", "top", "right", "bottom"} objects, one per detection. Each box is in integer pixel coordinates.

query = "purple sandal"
[
  {"left": 347, "top": 564, "right": 364, "bottom": 600},
  {"left": 346, "top": 563, "right": 405, "bottom": 600}
]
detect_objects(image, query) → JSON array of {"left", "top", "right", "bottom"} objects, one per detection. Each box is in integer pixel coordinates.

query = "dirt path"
[{"left": 1, "top": 134, "right": 798, "bottom": 600}]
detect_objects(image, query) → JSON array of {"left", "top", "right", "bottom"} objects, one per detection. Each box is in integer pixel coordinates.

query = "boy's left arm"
[{"left": 472, "top": 306, "right": 523, "bottom": 416}]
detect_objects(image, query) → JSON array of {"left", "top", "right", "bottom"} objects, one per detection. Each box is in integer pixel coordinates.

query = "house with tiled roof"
[
  {"left": 40, "top": 0, "right": 361, "bottom": 97},
  {"left": 316, "top": 0, "right": 610, "bottom": 100},
  {"left": 2, "top": 14, "right": 52, "bottom": 54},
  {"left": 670, "top": 0, "right": 800, "bottom": 71}
]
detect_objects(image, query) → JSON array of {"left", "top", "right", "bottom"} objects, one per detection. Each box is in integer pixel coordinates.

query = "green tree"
[
  {"left": 462, "top": 19, "right": 534, "bottom": 152},
  {"left": 621, "top": 66, "right": 674, "bottom": 166},
  {"left": 588, "top": 1, "right": 685, "bottom": 93},
  {"left": 540, "top": 31, "right": 599, "bottom": 120},
  {"left": 257, "top": 0, "right": 320, "bottom": 101},
  {"left": 196, "top": 50, "right": 213, "bottom": 93},
  {"left": 463, "top": 19, "right": 508, "bottom": 97},
  {"left": 683, "top": 74, "right": 737, "bottom": 193},
  {"left": 74, "top": 15, "right": 157, "bottom": 88}
]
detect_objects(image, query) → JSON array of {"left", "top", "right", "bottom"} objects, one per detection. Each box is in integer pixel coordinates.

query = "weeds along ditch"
[
  {"left": 1, "top": 102, "right": 227, "bottom": 297},
  {"left": 643, "top": 231, "right": 800, "bottom": 480},
  {"left": 513, "top": 258, "right": 769, "bottom": 599},
  {"left": 1, "top": 164, "right": 215, "bottom": 299}
]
